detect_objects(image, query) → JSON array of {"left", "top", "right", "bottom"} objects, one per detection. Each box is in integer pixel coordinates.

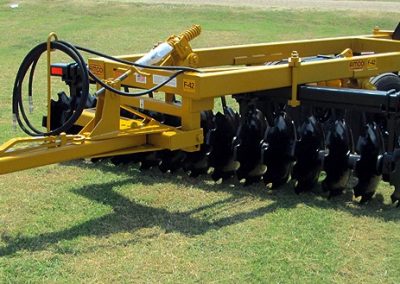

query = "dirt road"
[{"left": 122, "top": 0, "right": 400, "bottom": 12}]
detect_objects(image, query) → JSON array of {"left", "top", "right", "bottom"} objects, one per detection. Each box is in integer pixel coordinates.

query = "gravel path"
[{"left": 122, "top": 0, "right": 400, "bottom": 12}]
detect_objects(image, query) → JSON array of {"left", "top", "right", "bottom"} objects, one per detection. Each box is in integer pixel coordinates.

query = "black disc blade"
[
  {"left": 158, "top": 150, "right": 186, "bottom": 173},
  {"left": 233, "top": 105, "right": 268, "bottom": 185},
  {"left": 207, "top": 106, "right": 240, "bottom": 181},
  {"left": 292, "top": 116, "right": 324, "bottom": 194},
  {"left": 262, "top": 112, "right": 296, "bottom": 188},
  {"left": 322, "top": 119, "right": 353, "bottom": 197},
  {"left": 110, "top": 153, "right": 143, "bottom": 166},
  {"left": 139, "top": 152, "right": 160, "bottom": 170},
  {"left": 388, "top": 152, "right": 400, "bottom": 206},
  {"left": 391, "top": 189, "right": 400, "bottom": 207},
  {"left": 353, "top": 122, "right": 384, "bottom": 203}
]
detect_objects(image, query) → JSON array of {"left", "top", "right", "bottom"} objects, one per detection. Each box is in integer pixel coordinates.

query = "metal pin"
[{"left": 94, "top": 87, "right": 106, "bottom": 97}]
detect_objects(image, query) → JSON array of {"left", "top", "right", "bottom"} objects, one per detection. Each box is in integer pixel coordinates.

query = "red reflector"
[{"left": 51, "top": 66, "right": 63, "bottom": 76}]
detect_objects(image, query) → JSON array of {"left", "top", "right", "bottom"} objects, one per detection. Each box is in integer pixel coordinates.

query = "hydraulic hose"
[
  {"left": 12, "top": 40, "right": 200, "bottom": 136},
  {"left": 67, "top": 42, "right": 199, "bottom": 97},
  {"left": 12, "top": 41, "right": 89, "bottom": 136}
]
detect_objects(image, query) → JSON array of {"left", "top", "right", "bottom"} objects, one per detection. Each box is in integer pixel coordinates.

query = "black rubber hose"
[
  {"left": 12, "top": 41, "right": 89, "bottom": 136},
  {"left": 28, "top": 58, "right": 38, "bottom": 101},
  {"left": 59, "top": 40, "right": 197, "bottom": 97},
  {"left": 13, "top": 40, "right": 200, "bottom": 136},
  {"left": 74, "top": 44, "right": 200, "bottom": 72}
]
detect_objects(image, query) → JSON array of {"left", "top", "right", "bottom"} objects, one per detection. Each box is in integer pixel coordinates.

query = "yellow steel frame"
[{"left": 1, "top": 26, "right": 400, "bottom": 175}]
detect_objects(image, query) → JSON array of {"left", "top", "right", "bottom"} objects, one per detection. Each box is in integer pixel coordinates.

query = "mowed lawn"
[{"left": 0, "top": 1, "right": 400, "bottom": 283}]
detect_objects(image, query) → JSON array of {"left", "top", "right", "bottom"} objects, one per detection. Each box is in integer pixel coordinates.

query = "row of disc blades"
[
  {"left": 106, "top": 101, "right": 397, "bottom": 205},
  {"left": 49, "top": 90, "right": 398, "bottom": 205}
]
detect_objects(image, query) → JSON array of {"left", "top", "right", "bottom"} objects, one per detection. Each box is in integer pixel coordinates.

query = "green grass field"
[{"left": 0, "top": 1, "right": 400, "bottom": 283}]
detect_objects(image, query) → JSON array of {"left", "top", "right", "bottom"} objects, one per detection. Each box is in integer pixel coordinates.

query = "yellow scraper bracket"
[{"left": 288, "top": 51, "right": 301, "bottom": 107}]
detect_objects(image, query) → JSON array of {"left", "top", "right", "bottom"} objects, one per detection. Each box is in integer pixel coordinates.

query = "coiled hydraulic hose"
[
  {"left": 13, "top": 41, "right": 90, "bottom": 137},
  {"left": 12, "top": 41, "right": 199, "bottom": 137}
]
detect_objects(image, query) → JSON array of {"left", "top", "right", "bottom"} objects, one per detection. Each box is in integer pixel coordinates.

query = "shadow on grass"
[
  {"left": 67, "top": 159, "right": 400, "bottom": 220},
  {"left": 0, "top": 177, "right": 283, "bottom": 256},
  {"left": 1, "top": 159, "right": 398, "bottom": 256}
]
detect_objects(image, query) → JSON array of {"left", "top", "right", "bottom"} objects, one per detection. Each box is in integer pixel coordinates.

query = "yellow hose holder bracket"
[
  {"left": 46, "top": 32, "right": 58, "bottom": 132},
  {"left": 288, "top": 51, "right": 301, "bottom": 108}
]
